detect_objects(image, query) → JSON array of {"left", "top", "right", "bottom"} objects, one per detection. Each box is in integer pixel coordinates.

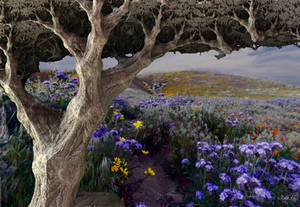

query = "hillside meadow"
[{"left": 0, "top": 69, "right": 299, "bottom": 207}]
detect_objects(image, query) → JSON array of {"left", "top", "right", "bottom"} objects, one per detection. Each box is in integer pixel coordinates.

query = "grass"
[{"left": 0, "top": 69, "right": 300, "bottom": 207}]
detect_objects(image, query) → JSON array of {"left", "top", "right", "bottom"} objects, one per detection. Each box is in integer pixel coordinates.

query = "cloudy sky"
[{"left": 40, "top": 45, "right": 300, "bottom": 86}]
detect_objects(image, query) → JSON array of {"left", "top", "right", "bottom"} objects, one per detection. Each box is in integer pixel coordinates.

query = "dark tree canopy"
[{"left": 0, "top": 0, "right": 300, "bottom": 85}]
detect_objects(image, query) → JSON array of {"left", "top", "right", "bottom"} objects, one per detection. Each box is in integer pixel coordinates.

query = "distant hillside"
[{"left": 137, "top": 71, "right": 300, "bottom": 100}]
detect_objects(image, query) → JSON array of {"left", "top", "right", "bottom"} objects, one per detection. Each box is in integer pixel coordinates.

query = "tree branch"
[
  {"left": 290, "top": 28, "right": 300, "bottom": 40},
  {"left": 100, "top": 3, "right": 165, "bottom": 107},
  {"left": 31, "top": 0, "right": 86, "bottom": 60},
  {"left": 232, "top": 0, "right": 262, "bottom": 42},
  {"left": 103, "top": 0, "right": 136, "bottom": 34},
  {"left": 75, "top": 0, "right": 93, "bottom": 14}
]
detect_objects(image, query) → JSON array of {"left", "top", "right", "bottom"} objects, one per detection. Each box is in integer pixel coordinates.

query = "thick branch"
[
  {"left": 0, "top": 24, "right": 63, "bottom": 146},
  {"left": 232, "top": 0, "right": 262, "bottom": 42},
  {"left": 100, "top": 3, "right": 165, "bottom": 107},
  {"left": 103, "top": 0, "right": 132, "bottom": 34},
  {"left": 32, "top": 0, "right": 85, "bottom": 59}
]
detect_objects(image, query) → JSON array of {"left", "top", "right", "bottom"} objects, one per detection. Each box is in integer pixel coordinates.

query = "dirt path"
[{"left": 127, "top": 146, "right": 188, "bottom": 207}]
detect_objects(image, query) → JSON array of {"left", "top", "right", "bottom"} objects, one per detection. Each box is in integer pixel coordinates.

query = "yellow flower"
[
  {"left": 122, "top": 160, "right": 127, "bottom": 167},
  {"left": 148, "top": 168, "right": 155, "bottom": 176},
  {"left": 69, "top": 92, "right": 74, "bottom": 96},
  {"left": 133, "top": 121, "right": 143, "bottom": 129},
  {"left": 142, "top": 150, "right": 149, "bottom": 155},
  {"left": 120, "top": 137, "right": 126, "bottom": 141},
  {"left": 113, "top": 109, "right": 119, "bottom": 114},
  {"left": 120, "top": 167, "right": 128, "bottom": 177},
  {"left": 120, "top": 114, "right": 124, "bottom": 120},
  {"left": 111, "top": 165, "right": 119, "bottom": 172},
  {"left": 37, "top": 76, "right": 40, "bottom": 79},
  {"left": 114, "top": 157, "right": 121, "bottom": 166},
  {"left": 144, "top": 168, "right": 155, "bottom": 176}
]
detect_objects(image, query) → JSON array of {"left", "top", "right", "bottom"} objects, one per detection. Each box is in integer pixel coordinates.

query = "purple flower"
[
  {"left": 220, "top": 173, "right": 231, "bottom": 183},
  {"left": 71, "top": 90, "right": 77, "bottom": 95},
  {"left": 195, "top": 190, "right": 203, "bottom": 200},
  {"left": 230, "top": 165, "right": 248, "bottom": 174},
  {"left": 196, "top": 159, "right": 207, "bottom": 168},
  {"left": 88, "top": 145, "right": 94, "bottom": 151},
  {"left": 55, "top": 70, "right": 68, "bottom": 80},
  {"left": 233, "top": 159, "right": 240, "bottom": 165},
  {"left": 270, "top": 141, "right": 283, "bottom": 150},
  {"left": 206, "top": 182, "right": 219, "bottom": 192},
  {"left": 43, "top": 80, "right": 50, "bottom": 85},
  {"left": 205, "top": 164, "right": 214, "bottom": 171},
  {"left": 51, "top": 82, "right": 59, "bottom": 86},
  {"left": 219, "top": 188, "right": 244, "bottom": 202},
  {"left": 135, "top": 202, "right": 149, "bottom": 207},
  {"left": 113, "top": 112, "right": 122, "bottom": 119},
  {"left": 275, "top": 159, "right": 299, "bottom": 172},
  {"left": 186, "top": 202, "right": 193, "bottom": 207},
  {"left": 62, "top": 83, "right": 76, "bottom": 89},
  {"left": 288, "top": 178, "right": 300, "bottom": 192},
  {"left": 109, "top": 129, "right": 118, "bottom": 135},
  {"left": 244, "top": 200, "right": 261, "bottom": 207},
  {"left": 69, "top": 78, "right": 78, "bottom": 84},
  {"left": 209, "top": 152, "right": 220, "bottom": 159},
  {"left": 181, "top": 158, "right": 189, "bottom": 164},
  {"left": 253, "top": 187, "right": 272, "bottom": 202}
]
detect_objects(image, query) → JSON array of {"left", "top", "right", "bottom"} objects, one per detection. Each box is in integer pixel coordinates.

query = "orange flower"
[
  {"left": 120, "top": 180, "right": 124, "bottom": 184},
  {"left": 294, "top": 157, "right": 299, "bottom": 161},
  {"left": 297, "top": 149, "right": 300, "bottom": 156},
  {"left": 274, "top": 150, "right": 279, "bottom": 156},
  {"left": 256, "top": 126, "right": 259, "bottom": 130},
  {"left": 273, "top": 135, "right": 277, "bottom": 139},
  {"left": 253, "top": 134, "right": 257, "bottom": 138},
  {"left": 249, "top": 130, "right": 252, "bottom": 134},
  {"left": 218, "top": 108, "right": 223, "bottom": 112},
  {"left": 281, "top": 137, "right": 284, "bottom": 142},
  {"left": 120, "top": 197, "right": 125, "bottom": 203},
  {"left": 261, "top": 123, "right": 268, "bottom": 130},
  {"left": 252, "top": 140, "right": 256, "bottom": 144}
]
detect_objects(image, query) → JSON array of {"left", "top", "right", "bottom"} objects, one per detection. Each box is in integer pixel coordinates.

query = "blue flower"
[
  {"left": 69, "top": 78, "right": 78, "bottom": 84},
  {"left": 135, "top": 202, "right": 149, "bottom": 207},
  {"left": 186, "top": 202, "right": 193, "bottom": 207},
  {"left": 88, "top": 145, "right": 94, "bottom": 151},
  {"left": 219, "top": 188, "right": 244, "bottom": 202},
  {"left": 181, "top": 158, "right": 189, "bottom": 164},
  {"left": 288, "top": 178, "right": 300, "bottom": 192},
  {"left": 195, "top": 190, "right": 203, "bottom": 200},
  {"left": 206, "top": 182, "right": 219, "bottom": 192},
  {"left": 253, "top": 187, "right": 272, "bottom": 202},
  {"left": 230, "top": 165, "right": 248, "bottom": 174},
  {"left": 220, "top": 173, "right": 231, "bottom": 183}
]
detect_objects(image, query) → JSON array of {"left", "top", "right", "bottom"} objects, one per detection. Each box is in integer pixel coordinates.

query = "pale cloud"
[{"left": 40, "top": 45, "right": 300, "bottom": 86}]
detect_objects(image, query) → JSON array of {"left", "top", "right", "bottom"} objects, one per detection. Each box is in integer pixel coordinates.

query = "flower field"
[{"left": 0, "top": 69, "right": 299, "bottom": 207}]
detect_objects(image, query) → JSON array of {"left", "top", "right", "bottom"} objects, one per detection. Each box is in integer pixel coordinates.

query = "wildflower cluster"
[
  {"left": 111, "top": 157, "right": 129, "bottom": 179},
  {"left": 183, "top": 141, "right": 300, "bottom": 206}
]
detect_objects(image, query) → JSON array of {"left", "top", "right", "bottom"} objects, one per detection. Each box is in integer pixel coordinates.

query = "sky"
[{"left": 40, "top": 45, "right": 300, "bottom": 86}]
